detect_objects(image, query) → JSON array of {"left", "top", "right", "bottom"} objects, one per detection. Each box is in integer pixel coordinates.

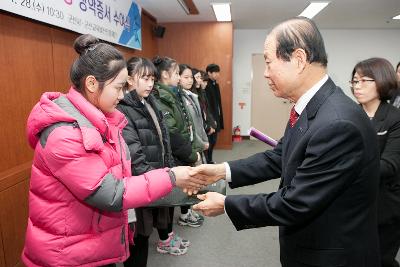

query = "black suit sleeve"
[
  {"left": 228, "top": 138, "right": 283, "bottom": 188},
  {"left": 225, "top": 120, "right": 365, "bottom": 230},
  {"left": 380, "top": 118, "right": 400, "bottom": 183}
]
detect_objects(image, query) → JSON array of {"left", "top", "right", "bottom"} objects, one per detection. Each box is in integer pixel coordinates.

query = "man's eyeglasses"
[{"left": 349, "top": 79, "right": 375, "bottom": 87}]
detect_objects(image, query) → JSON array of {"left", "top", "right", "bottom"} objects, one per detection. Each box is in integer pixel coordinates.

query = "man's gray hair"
[{"left": 273, "top": 17, "right": 328, "bottom": 67}]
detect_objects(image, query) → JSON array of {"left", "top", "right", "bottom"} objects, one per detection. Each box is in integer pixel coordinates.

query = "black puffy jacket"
[{"left": 117, "top": 90, "right": 175, "bottom": 175}]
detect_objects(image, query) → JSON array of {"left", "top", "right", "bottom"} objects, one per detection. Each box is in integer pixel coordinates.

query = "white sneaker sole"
[
  {"left": 156, "top": 247, "right": 188, "bottom": 256},
  {"left": 177, "top": 220, "right": 202, "bottom": 228}
]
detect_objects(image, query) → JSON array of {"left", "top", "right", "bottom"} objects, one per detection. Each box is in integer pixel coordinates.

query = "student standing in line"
[
  {"left": 177, "top": 64, "right": 212, "bottom": 226},
  {"left": 351, "top": 58, "right": 400, "bottom": 267},
  {"left": 192, "top": 69, "right": 216, "bottom": 137},
  {"left": 176, "top": 64, "right": 208, "bottom": 227},
  {"left": 152, "top": 57, "right": 204, "bottom": 229},
  {"left": 204, "top": 63, "right": 224, "bottom": 164},
  {"left": 117, "top": 57, "right": 189, "bottom": 263},
  {"left": 179, "top": 64, "right": 209, "bottom": 164},
  {"left": 22, "top": 35, "right": 203, "bottom": 267}
]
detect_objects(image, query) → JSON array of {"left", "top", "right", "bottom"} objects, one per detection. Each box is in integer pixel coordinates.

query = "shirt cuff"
[
  {"left": 224, "top": 199, "right": 228, "bottom": 215},
  {"left": 223, "top": 162, "right": 232, "bottom": 182},
  {"left": 168, "top": 168, "right": 176, "bottom": 186}
]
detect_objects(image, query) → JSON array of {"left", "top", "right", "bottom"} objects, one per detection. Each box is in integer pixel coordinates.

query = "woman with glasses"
[
  {"left": 351, "top": 57, "right": 400, "bottom": 267},
  {"left": 390, "top": 61, "right": 400, "bottom": 108}
]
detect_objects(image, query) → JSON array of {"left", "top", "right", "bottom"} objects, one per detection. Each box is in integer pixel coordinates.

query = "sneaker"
[
  {"left": 189, "top": 209, "right": 204, "bottom": 222},
  {"left": 178, "top": 210, "right": 203, "bottom": 228},
  {"left": 157, "top": 236, "right": 188, "bottom": 256},
  {"left": 169, "top": 232, "right": 190, "bottom": 247}
]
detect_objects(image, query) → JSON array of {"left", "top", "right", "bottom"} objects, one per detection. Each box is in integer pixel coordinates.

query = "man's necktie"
[{"left": 289, "top": 106, "right": 299, "bottom": 127}]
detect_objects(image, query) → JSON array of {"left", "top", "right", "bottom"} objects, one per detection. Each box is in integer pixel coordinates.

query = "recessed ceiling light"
[
  {"left": 211, "top": 3, "right": 231, "bottom": 22},
  {"left": 299, "top": 2, "right": 330, "bottom": 19},
  {"left": 393, "top": 14, "right": 400, "bottom": 20},
  {"left": 177, "top": 0, "right": 190, "bottom": 15}
]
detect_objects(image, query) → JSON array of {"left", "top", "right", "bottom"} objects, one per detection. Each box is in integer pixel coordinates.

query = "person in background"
[
  {"left": 177, "top": 64, "right": 211, "bottom": 226},
  {"left": 117, "top": 57, "right": 189, "bottom": 263},
  {"left": 351, "top": 57, "right": 400, "bottom": 267},
  {"left": 22, "top": 34, "right": 203, "bottom": 267},
  {"left": 179, "top": 64, "right": 209, "bottom": 164},
  {"left": 192, "top": 69, "right": 216, "bottom": 137},
  {"left": 390, "top": 61, "right": 400, "bottom": 108},
  {"left": 204, "top": 63, "right": 224, "bottom": 164},
  {"left": 152, "top": 56, "right": 204, "bottom": 237}
]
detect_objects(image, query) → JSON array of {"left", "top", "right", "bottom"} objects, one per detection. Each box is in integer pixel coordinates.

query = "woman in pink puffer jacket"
[{"left": 22, "top": 34, "right": 202, "bottom": 267}]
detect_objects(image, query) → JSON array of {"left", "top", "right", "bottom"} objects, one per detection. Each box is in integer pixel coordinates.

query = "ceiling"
[{"left": 135, "top": 0, "right": 400, "bottom": 29}]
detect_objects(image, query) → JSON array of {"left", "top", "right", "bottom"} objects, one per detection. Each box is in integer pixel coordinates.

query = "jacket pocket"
[{"left": 295, "top": 246, "right": 346, "bottom": 266}]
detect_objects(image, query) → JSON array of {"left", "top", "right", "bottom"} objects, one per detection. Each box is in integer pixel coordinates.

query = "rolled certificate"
[{"left": 248, "top": 127, "right": 278, "bottom": 147}]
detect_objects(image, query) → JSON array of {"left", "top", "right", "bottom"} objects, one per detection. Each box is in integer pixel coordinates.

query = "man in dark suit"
[
  {"left": 205, "top": 63, "right": 224, "bottom": 163},
  {"left": 191, "top": 17, "right": 381, "bottom": 266}
]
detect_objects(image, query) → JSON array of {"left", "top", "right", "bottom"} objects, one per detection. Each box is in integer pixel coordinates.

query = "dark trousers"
[
  {"left": 124, "top": 208, "right": 176, "bottom": 267},
  {"left": 379, "top": 221, "right": 400, "bottom": 267},
  {"left": 124, "top": 234, "right": 149, "bottom": 267},
  {"left": 206, "top": 132, "right": 218, "bottom": 163},
  {"left": 181, "top": 205, "right": 189, "bottom": 215}
]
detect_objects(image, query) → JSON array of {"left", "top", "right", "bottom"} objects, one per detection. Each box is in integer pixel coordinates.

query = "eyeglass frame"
[{"left": 349, "top": 78, "right": 375, "bottom": 87}]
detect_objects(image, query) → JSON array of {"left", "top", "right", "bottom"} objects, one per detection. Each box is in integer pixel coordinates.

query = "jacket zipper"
[
  {"left": 117, "top": 130, "right": 125, "bottom": 174},
  {"left": 117, "top": 130, "right": 129, "bottom": 257}
]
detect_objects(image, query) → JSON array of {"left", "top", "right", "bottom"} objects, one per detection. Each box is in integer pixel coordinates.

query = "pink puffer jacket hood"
[{"left": 22, "top": 87, "right": 173, "bottom": 267}]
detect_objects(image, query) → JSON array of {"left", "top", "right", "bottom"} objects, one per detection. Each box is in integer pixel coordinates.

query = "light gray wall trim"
[{"left": 84, "top": 173, "right": 124, "bottom": 212}]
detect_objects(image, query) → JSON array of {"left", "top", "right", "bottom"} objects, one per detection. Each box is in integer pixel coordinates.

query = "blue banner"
[{"left": 0, "top": 0, "right": 142, "bottom": 50}]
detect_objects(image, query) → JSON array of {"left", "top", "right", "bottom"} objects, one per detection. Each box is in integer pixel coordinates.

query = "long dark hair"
[
  {"left": 152, "top": 56, "right": 178, "bottom": 82},
  {"left": 191, "top": 68, "right": 201, "bottom": 89},
  {"left": 190, "top": 68, "right": 208, "bottom": 110},
  {"left": 70, "top": 34, "right": 126, "bottom": 94},
  {"left": 127, "top": 57, "right": 157, "bottom": 77},
  {"left": 179, "top": 64, "right": 191, "bottom": 76}
]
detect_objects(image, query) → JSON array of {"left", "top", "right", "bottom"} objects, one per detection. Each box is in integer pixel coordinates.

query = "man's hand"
[
  {"left": 189, "top": 163, "right": 226, "bottom": 186},
  {"left": 171, "top": 166, "right": 207, "bottom": 195},
  {"left": 192, "top": 192, "right": 226, "bottom": 217}
]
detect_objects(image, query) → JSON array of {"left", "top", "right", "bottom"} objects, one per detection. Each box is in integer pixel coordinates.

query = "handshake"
[{"left": 170, "top": 163, "right": 228, "bottom": 217}]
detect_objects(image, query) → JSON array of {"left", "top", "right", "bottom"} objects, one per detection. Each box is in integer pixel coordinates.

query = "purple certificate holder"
[{"left": 248, "top": 127, "right": 278, "bottom": 147}]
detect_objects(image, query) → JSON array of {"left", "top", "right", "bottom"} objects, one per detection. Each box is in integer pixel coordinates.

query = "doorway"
[{"left": 251, "top": 54, "right": 291, "bottom": 141}]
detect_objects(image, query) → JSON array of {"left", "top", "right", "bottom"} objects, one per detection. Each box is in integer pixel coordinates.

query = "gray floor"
[{"left": 123, "top": 140, "right": 400, "bottom": 267}]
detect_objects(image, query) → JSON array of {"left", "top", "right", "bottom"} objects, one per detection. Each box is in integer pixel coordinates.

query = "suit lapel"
[
  {"left": 304, "top": 78, "right": 336, "bottom": 121},
  {"left": 283, "top": 78, "right": 336, "bottom": 156},
  {"left": 281, "top": 78, "right": 337, "bottom": 182},
  {"left": 283, "top": 111, "right": 309, "bottom": 160}
]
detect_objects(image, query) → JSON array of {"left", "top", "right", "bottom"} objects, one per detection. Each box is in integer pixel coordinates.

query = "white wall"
[{"left": 233, "top": 28, "right": 400, "bottom": 134}]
